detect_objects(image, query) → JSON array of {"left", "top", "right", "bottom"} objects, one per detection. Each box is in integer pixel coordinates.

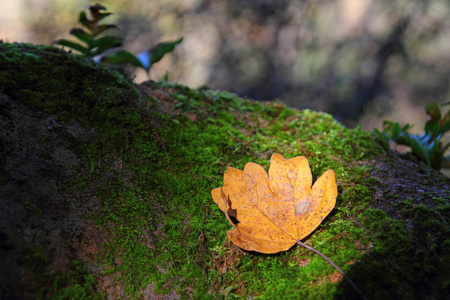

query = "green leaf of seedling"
[
  {"left": 425, "top": 102, "right": 441, "bottom": 121},
  {"left": 391, "top": 122, "right": 401, "bottom": 137},
  {"left": 382, "top": 121, "right": 412, "bottom": 145},
  {"left": 91, "top": 36, "right": 123, "bottom": 55},
  {"left": 402, "top": 123, "right": 413, "bottom": 132},
  {"left": 425, "top": 120, "right": 441, "bottom": 138},
  {"left": 429, "top": 135, "right": 445, "bottom": 170},
  {"left": 79, "top": 11, "right": 94, "bottom": 31},
  {"left": 89, "top": 4, "right": 111, "bottom": 22},
  {"left": 96, "top": 12, "right": 112, "bottom": 22},
  {"left": 69, "top": 28, "right": 91, "bottom": 46},
  {"left": 373, "top": 128, "right": 390, "bottom": 143},
  {"left": 55, "top": 4, "right": 183, "bottom": 76},
  {"left": 53, "top": 39, "right": 89, "bottom": 55},
  {"left": 382, "top": 121, "right": 399, "bottom": 138},
  {"left": 424, "top": 102, "right": 443, "bottom": 138},
  {"left": 92, "top": 36, "right": 123, "bottom": 48},
  {"left": 149, "top": 37, "right": 183, "bottom": 65},
  {"left": 79, "top": 5, "right": 113, "bottom": 33},
  {"left": 409, "top": 133, "right": 440, "bottom": 168},
  {"left": 100, "top": 50, "right": 145, "bottom": 69},
  {"left": 373, "top": 128, "right": 382, "bottom": 135},
  {"left": 378, "top": 102, "right": 450, "bottom": 170},
  {"left": 410, "top": 137, "right": 431, "bottom": 167},
  {"left": 429, "top": 148, "right": 445, "bottom": 170},
  {"left": 91, "top": 24, "right": 118, "bottom": 38}
]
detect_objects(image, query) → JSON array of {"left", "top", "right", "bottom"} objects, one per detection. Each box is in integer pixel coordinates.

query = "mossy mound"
[{"left": 0, "top": 42, "right": 449, "bottom": 299}]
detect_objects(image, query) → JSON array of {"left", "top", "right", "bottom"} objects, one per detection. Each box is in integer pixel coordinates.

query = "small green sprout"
[
  {"left": 53, "top": 3, "right": 183, "bottom": 75},
  {"left": 100, "top": 38, "right": 183, "bottom": 74},
  {"left": 374, "top": 101, "right": 450, "bottom": 170},
  {"left": 53, "top": 3, "right": 123, "bottom": 58}
]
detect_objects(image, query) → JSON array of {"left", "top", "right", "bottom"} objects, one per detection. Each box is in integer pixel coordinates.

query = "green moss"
[
  {"left": 50, "top": 260, "right": 104, "bottom": 300},
  {"left": 334, "top": 198, "right": 450, "bottom": 299},
  {"left": 21, "top": 246, "right": 101, "bottom": 299},
  {"left": 3, "top": 42, "right": 449, "bottom": 299},
  {"left": 0, "top": 42, "right": 139, "bottom": 129}
]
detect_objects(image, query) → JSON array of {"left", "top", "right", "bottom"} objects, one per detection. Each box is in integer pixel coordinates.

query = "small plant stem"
[{"left": 296, "top": 241, "right": 368, "bottom": 300}]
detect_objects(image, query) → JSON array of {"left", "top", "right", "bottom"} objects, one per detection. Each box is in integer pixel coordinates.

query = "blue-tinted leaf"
[
  {"left": 409, "top": 132, "right": 441, "bottom": 168},
  {"left": 417, "top": 132, "right": 433, "bottom": 145},
  {"left": 136, "top": 51, "right": 151, "bottom": 71}
]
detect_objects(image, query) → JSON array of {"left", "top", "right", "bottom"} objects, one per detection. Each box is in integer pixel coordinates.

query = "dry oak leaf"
[{"left": 211, "top": 153, "right": 337, "bottom": 254}]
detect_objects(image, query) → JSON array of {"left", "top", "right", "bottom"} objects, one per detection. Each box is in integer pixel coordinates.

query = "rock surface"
[{"left": 1, "top": 42, "right": 449, "bottom": 299}]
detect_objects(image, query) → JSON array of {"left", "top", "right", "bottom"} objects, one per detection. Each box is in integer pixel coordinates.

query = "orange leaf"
[{"left": 211, "top": 153, "right": 337, "bottom": 254}]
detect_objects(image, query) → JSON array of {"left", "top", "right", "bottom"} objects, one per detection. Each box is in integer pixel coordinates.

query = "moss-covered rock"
[{"left": 0, "top": 42, "right": 449, "bottom": 299}]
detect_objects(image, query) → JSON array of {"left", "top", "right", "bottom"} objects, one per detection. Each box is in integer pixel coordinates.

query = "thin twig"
[{"left": 296, "top": 241, "right": 368, "bottom": 300}]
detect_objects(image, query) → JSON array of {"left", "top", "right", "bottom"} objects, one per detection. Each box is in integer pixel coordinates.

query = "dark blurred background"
[{"left": 2, "top": 0, "right": 450, "bottom": 131}]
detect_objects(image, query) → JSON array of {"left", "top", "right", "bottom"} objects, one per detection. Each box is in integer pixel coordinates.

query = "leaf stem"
[{"left": 296, "top": 241, "right": 368, "bottom": 300}]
